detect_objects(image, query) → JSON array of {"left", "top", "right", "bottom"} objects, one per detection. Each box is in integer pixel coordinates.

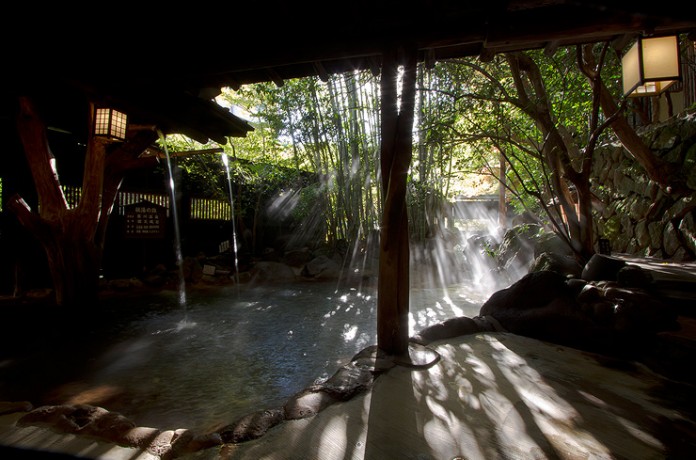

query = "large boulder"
[
  {"left": 496, "top": 224, "right": 543, "bottom": 275},
  {"left": 249, "top": 261, "right": 297, "bottom": 283},
  {"left": 301, "top": 255, "right": 342, "bottom": 279},
  {"left": 529, "top": 251, "right": 583, "bottom": 278},
  {"left": 424, "top": 260, "right": 680, "bottom": 360},
  {"left": 581, "top": 253, "right": 627, "bottom": 281},
  {"left": 478, "top": 270, "right": 609, "bottom": 350},
  {"left": 283, "top": 248, "right": 313, "bottom": 267}
]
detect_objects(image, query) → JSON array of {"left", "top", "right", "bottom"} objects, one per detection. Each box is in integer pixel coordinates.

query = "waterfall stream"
[{"left": 158, "top": 131, "right": 190, "bottom": 327}]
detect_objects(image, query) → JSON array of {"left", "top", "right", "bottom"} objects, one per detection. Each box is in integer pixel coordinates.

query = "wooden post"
[{"left": 377, "top": 46, "right": 417, "bottom": 357}]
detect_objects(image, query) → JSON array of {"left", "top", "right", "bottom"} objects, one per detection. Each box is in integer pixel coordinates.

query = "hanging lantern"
[
  {"left": 94, "top": 107, "right": 128, "bottom": 141},
  {"left": 622, "top": 35, "right": 682, "bottom": 97}
]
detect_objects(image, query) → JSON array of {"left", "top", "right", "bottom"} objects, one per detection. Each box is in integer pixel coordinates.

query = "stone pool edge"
[{"left": 0, "top": 343, "right": 429, "bottom": 459}]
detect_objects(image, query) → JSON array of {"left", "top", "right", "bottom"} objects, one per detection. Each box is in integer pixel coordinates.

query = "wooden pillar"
[{"left": 377, "top": 46, "right": 417, "bottom": 356}]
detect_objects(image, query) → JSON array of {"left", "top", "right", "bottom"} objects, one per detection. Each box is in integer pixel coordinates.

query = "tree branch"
[{"left": 16, "top": 97, "right": 68, "bottom": 218}]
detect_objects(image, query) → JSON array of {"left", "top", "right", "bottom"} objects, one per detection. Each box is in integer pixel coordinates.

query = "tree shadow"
[{"left": 408, "top": 333, "right": 696, "bottom": 459}]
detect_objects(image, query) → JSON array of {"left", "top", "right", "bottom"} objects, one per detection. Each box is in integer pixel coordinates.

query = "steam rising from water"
[{"left": 175, "top": 319, "right": 197, "bottom": 332}]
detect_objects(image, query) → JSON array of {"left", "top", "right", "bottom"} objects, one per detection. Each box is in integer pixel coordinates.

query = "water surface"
[{"left": 0, "top": 281, "right": 484, "bottom": 433}]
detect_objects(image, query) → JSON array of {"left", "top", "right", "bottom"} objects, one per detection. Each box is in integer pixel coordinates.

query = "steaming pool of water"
[{"left": 0, "top": 281, "right": 486, "bottom": 433}]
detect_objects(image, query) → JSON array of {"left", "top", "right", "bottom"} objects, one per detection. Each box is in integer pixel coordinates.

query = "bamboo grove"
[{"left": 169, "top": 36, "right": 693, "bottom": 264}]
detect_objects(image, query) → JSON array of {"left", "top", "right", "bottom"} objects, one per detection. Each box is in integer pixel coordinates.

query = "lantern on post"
[
  {"left": 622, "top": 35, "right": 682, "bottom": 97},
  {"left": 93, "top": 107, "right": 128, "bottom": 141}
]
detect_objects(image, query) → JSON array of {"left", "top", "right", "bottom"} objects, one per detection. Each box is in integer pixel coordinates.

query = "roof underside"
[{"left": 4, "top": 1, "right": 696, "bottom": 145}]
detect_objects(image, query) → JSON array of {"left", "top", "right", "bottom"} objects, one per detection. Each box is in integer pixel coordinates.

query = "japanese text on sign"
[{"left": 124, "top": 202, "right": 165, "bottom": 238}]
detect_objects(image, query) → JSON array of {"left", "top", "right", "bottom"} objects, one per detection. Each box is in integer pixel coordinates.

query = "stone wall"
[{"left": 592, "top": 109, "right": 696, "bottom": 261}]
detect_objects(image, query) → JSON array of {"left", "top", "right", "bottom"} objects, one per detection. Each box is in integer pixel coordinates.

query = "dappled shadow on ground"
[
  {"left": 404, "top": 335, "right": 696, "bottom": 459},
  {"left": 223, "top": 333, "right": 696, "bottom": 460}
]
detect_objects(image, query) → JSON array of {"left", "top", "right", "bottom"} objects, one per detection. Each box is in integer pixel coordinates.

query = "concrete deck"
[
  {"left": 214, "top": 333, "right": 696, "bottom": 460},
  {"left": 2, "top": 331, "right": 695, "bottom": 459}
]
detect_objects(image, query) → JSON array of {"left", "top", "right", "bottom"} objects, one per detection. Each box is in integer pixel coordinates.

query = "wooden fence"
[{"left": 61, "top": 185, "right": 232, "bottom": 221}]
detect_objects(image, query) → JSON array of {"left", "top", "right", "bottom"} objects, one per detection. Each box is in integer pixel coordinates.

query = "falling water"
[
  {"left": 222, "top": 151, "right": 241, "bottom": 287},
  {"left": 157, "top": 131, "right": 189, "bottom": 324}
]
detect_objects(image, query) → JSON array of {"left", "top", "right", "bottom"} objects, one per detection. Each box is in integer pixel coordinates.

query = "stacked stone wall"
[{"left": 592, "top": 109, "right": 696, "bottom": 260}]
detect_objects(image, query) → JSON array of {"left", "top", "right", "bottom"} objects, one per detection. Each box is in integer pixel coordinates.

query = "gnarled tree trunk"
[
  {"left": 8, "top": 97, "right": 157, "bottom": 307},
  {"left": 506, "top": 52, "right": 595, "bottom": 261}
]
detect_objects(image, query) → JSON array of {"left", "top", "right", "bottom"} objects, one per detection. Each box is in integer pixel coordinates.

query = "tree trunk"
[
  {"left": 599, "top": 86, "right": 684, "bottom": 192},
  {"left": 7, "top": 195, "right": 100, "bottom": 307},
  {"left": 8, "top": 97, "right": 156, "bottom": 307},
  {"left": 506, "top": 53, "right": 589, "bottom": 259},
  {"left": 7, "top": 97, "right": 104, "bottom": 307},
  {"left": 377, "top": 46, "right": 417, "bottom": 356},
  {"left": 45, "top": 222, "right": 101, "bottom": 307}
]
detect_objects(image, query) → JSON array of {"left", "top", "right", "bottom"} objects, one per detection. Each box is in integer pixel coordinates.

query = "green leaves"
[{"left": 169, "top": 43, "right": 632, "bottom": 252}]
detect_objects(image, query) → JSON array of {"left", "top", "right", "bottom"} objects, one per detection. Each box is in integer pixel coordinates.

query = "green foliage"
[
  {"left": 424, "top": 57, "right": 545, "bottom": 218},
  {"left": 291, "top": 183, "right": 326, "bottom": 222},
  {"left": 422, "top": 44, "right": 627, "bottom": 251},
  {"left": 162, "top": 40, "right": 634, "bottom": 250},
  {"left": 600, "top": 215, "right": 622, "bottom": 241},
  {"left": 154, "top": 135, "right": 226, "bottom": 199}
]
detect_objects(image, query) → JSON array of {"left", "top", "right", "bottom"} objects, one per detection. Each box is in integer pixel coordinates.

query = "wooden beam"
[
  {"left": 228, "top": 79, "right": 242, "bottom": 91},
  {"left": 197, "top": 87, "right": 222, "bottom": 99},
  {"left": 611, "top": 33, "right": 635, "bottom": 51},
  {"left": 368, "top": 56, "right": 382, "bottom": 77},
  {"left": 544, "top": 40, "right": 560, "bottom": 57},
  {"left": 266, "top": 67, "right": 285, "bottom": 87},
  {"left": 139, "top": 147, "right": 224, "bottom": 159},
  {"left": 478, "top": 47, "right": 496, "bottom": 62},
  {"left": 313, "top": 61, "right": 330, "bottom": 81},
  {"left": 168, "top": 147, "right": 224, "bottom": 158},
  {"left": 424, "top": 48, "right": 436, "bottom": 69}
]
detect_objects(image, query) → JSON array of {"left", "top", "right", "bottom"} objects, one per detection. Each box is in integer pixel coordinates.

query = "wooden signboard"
[{"left": 124, "top": 200, "right": 166, "bottom": 239}]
